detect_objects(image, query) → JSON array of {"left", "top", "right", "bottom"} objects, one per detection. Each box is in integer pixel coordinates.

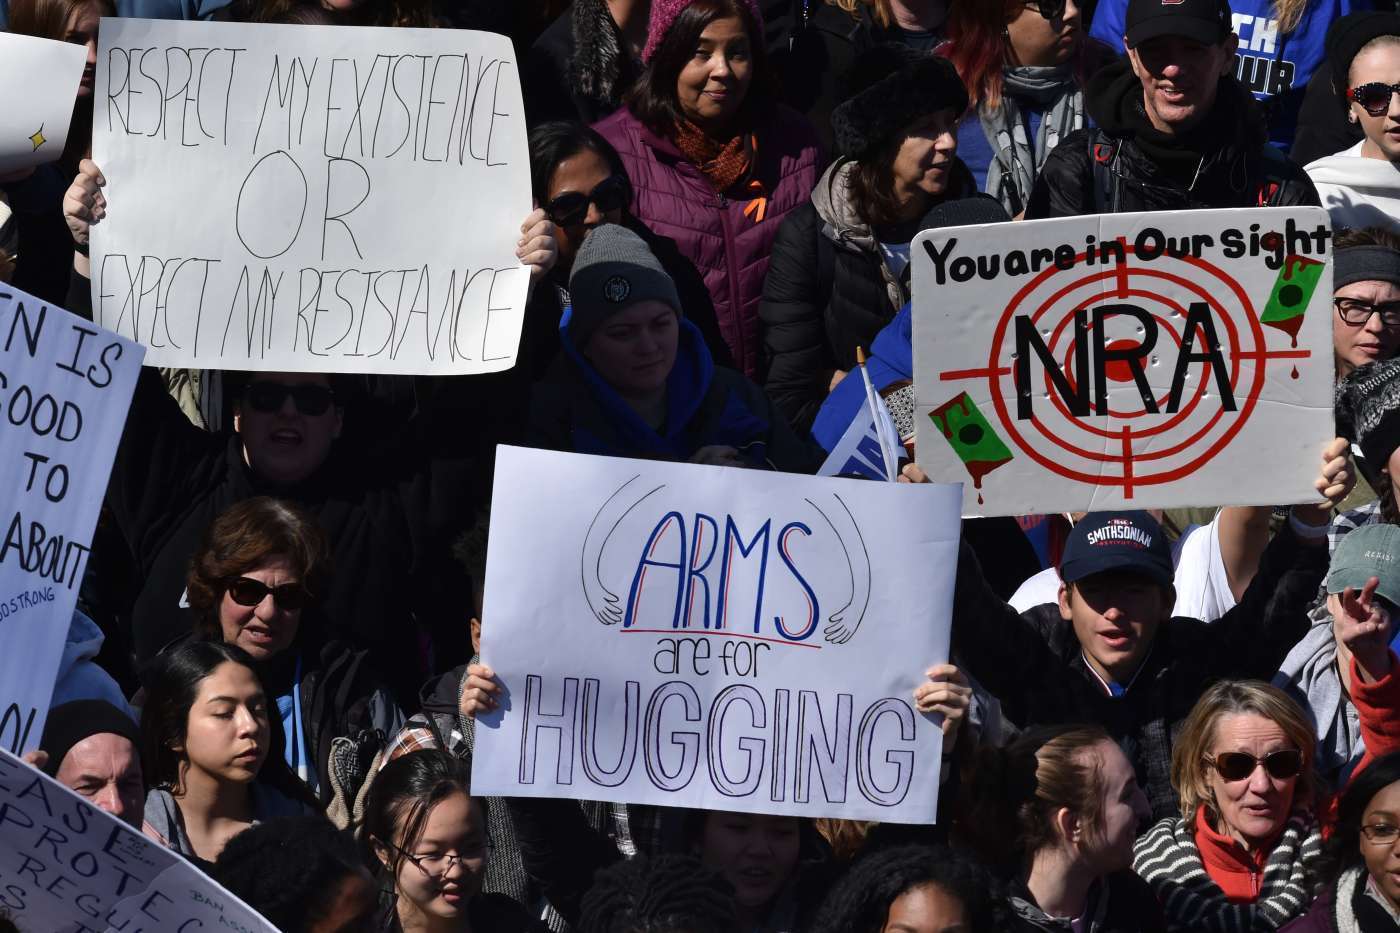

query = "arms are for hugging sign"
[
  {"left": 91, "top": 18, "right": 531, "bottom": 375},
  {"left": 912, "top": 208, "right": 1335, "bottom": 516},
  {"left": 471, "top": 447, "right": 963, "bottom": 824}
]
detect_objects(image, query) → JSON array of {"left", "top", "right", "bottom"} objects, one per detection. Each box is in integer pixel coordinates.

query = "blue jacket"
[{"left": 1089, "top": 0, "right": 1367, "bottom": 152}]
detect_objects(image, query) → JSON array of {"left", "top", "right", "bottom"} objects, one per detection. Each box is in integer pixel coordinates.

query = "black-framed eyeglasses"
[
  {"left": 1335, "top": 296, "right": 1400, "bottom": 326},
  {"left": 1361, "top": 822, "right": 1400, "bottom": 846},
  {"left": 543, "top": 175, "right": 630, "bottom": 228},
  {"left": 1349, "top": 82, "right": 1400, "bottom": 117},
  {"left": 1204, "top": 749, "right": 1304, "bottom": 782},
  {"left": 382, "top": 839, "right": 492, "bottom": 879},
  {"left": 1024, "top": 0, "right": 1067, "bottom": 19},
  {"left": 225, "top": 576, "right": 309, "bottom": 611},
  {"left": 242, "top": 381, "right": 337, "bottom": 416}
]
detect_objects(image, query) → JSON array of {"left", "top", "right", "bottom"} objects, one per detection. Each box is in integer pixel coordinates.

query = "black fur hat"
[{"left": 831, "top": 46, "right": 969, "bottom": 161}]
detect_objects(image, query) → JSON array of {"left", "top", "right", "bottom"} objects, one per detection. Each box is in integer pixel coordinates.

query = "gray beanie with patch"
[{"left": 568, "top": 224, "right": 682, "bottom": 348}]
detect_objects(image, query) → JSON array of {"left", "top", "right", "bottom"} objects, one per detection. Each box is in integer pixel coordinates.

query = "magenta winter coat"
[{"left": 594, "top": 105, "right": 821, "bottom": 378}]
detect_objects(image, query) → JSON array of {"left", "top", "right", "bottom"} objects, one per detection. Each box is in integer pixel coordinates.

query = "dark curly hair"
[
  {"left": 808, "top": 843, "right": 1005, "bottom": 933},
  {"left": 212, "top": 817, "right": 372, "bottom": 932},
  {"left": 578, "top": 854, "right": 736, "bottom": 933},
  {"left": 1319, "top": 750, "right": 1400, "bottom": 886}
]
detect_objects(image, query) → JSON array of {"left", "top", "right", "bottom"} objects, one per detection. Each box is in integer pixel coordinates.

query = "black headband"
[{"left": 1335, "top": 245, "right": 1400, "bottom": 291}]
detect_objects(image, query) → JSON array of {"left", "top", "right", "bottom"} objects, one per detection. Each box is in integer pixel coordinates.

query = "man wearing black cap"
[
  {"left": 948, "top": 509, "right": 1327, "bottom": 821},
  {"left": 1027, "top": 0, "right": 1319, "bottom": 217},
  {"left": 36, "top": 700, "right": 144, "bottom": 828}
]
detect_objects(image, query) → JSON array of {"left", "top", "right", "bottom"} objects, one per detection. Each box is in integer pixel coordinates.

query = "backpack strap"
[
  {"left": 1254, "top": 145, "right": 1292, "bottom": 207},
  {"left": 1087, "top": 129, "right": 1119, "bottom": 214}
]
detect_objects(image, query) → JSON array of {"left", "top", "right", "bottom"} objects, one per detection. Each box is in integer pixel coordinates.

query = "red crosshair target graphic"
[{"left": 938, "top": 244, "right": 1303, "bottom": 499}]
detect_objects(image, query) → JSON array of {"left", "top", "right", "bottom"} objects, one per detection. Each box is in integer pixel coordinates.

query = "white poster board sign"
[
  {"left": 912, "top": 208, "right": 1334, "bottom": 516},
  {"left": 0, "top": 287, "right": 142, "bottom": 755},
  {"left": 0, "top": 749, "right": 277, "bottom": 932},
  {"left": 472, "top": 446, "right": 962, "bottom": 824},
  {"left": 91, "top": 19, "right": 531, "bottom": 375},
  {"left": 0, "top": 33, "right": 87, "bottom": 174}
]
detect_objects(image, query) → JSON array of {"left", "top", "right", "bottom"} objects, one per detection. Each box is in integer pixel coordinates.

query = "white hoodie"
[{"left": 1306, "top": 141, "right": 1400, "bottom": 230}]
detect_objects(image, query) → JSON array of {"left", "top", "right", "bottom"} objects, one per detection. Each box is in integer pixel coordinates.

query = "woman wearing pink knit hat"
[{"left": 593, "top": 0, "right": 822, "bottom": 381}]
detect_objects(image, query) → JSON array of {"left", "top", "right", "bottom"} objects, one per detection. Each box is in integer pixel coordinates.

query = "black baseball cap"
[
  {"left": 1059, "top": 512, "right": 1174, "bottom": 588},
  {"left": 1124, "top": 0, "right": 1233, "bottom": 49}
]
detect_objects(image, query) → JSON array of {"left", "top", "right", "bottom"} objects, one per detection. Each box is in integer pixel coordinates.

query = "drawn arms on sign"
[{"left": 580, "top": 474, "right": 664, "bottom": 626}]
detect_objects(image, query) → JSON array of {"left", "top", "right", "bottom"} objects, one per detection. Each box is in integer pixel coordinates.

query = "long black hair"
[
  {"left": 578, "top": 854, "right": 736, "bottom": 933},
  {"left": 808, "top": 844, "right": 1004, "bottom": 933},
  {"left": 362, "top": 749, "right": 477, "bottom": 882},
  {"left": 528, "top": 121, "right": 633, "bottom": 209},
  {"left": 1321, "top": 750, "right": 1400, "bottom": 885},
  {"left": 139, "top": 640, "right": 317, "bottom": 809},
  {"left": 625, "top": 0, "right": 775, "bottom": 135}
]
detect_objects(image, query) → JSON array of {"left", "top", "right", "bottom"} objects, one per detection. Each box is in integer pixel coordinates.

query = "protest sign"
[
  {"left": 912, "top": 208, "right": 1335, "bottom": 516},
  {"left": 0, "top": 287, "right": 142, "bottom": 755},
  {"left": 472, "top": 446, "right": 962, "bottom": 824},
  {"left": 0, "top": 748, "right": 277, "bottom": 932},
  {"left": 0, "top": 33, "right": 87, "bottom": 175},
  {"left": 91, "top": 19, "right": 531, "bottom": 375}
]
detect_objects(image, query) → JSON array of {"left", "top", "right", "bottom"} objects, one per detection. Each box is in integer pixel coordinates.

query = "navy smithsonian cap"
[{"left": 1059, "top": 512, "right": 1174, "bottom": 588}]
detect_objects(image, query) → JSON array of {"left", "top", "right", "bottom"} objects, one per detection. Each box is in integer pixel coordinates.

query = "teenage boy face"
[{"left": 1059, "top": 570, "right": 1171, "bottom": 684}]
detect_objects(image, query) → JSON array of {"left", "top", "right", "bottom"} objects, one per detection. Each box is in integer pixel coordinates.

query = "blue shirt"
[
  {"left": 956, "top": 107, "right": 1046, "bottom": 194},
  {"left": 1089, "top": 0, "right": 1369, "bottom": 152}
]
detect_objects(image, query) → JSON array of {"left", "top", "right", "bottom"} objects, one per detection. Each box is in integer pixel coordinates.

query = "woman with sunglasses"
[
  {"left": 183, "top": 497, "right": 403, "bottom": 815},
  {"left": 593, "top": 0, "right": 821, "bottom": 379},
  {"left": 1134, "top": 677, "right": 1400, "bottom": 933},
  {"left": 140, "top": 640, "right": 321, "bottom": 867},
  {"left": 1306, "top": 23, "right": 1400, "bottom": 231},
  {"left": 524, "top": 122, "right": 732, "bottom": 379},
  {"left": 363, "top": 749, "right": 542, "bottom": 933},
  {"left": 1282, "top": 750, "right": 1400, "bottom": 932},
  {"left": 939, "top": 0, "right": 1112, "bottom": 218}
]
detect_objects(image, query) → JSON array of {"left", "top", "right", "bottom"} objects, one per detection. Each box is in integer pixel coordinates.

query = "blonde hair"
[
  {"left": 827, "top": 0, "right": 892, "bottom": 29},
  {"left": 1273, "top": 0, "right": 1307, "bottom": 34},
  {"left": 1170, "top": 680, "right": 1319, "bottom": 824},
  {"left": 814, "top": 818, "right": 874, "bottom": 861}
]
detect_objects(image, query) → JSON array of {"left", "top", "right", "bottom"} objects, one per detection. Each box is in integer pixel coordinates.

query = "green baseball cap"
[{"left": 1327, "top": 524, "right": 1400, "bottom": 606}]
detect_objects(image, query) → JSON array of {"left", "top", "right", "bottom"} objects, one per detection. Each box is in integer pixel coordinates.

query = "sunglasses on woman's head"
[
  {"left": 1204, "top": 749, "right": 1303, "bottom": 782},
  {"left": 226, "top": 576, "right": 309, "bottom": 611},
  {"left": 242, "top": 382, "right": 336, "bottom": 416},
  {"left": 543, "top": 175, "right": 630, "bottom": 228},
  {"left": 1349, "top": 82, "right": 1400, "bottom": 117}
]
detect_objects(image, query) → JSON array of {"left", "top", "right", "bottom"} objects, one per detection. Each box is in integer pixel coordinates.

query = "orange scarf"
[{"left": 672, "top": 119, "right": 753, "bottom": 194}]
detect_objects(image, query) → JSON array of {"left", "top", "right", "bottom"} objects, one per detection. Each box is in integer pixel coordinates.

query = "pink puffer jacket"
[{"left": 594, "top": 105, "right": 821, "bottom": 378}]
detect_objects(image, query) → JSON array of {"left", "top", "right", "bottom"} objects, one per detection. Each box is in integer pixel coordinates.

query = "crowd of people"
[{"left": 9, "top": 0, "right": 1400, "bottom": 931}]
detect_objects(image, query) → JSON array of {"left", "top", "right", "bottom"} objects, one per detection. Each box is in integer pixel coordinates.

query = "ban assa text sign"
[
  {"left": 471, "top": 447, "right": 962, "bottom": 824},
  {"left": 911, "top": 208, "right": 1334, "bottom": 516}
]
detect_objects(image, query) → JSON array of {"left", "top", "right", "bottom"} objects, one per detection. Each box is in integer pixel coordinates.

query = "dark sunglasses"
[
  {"left": 226, "top": 576, "right": 309, "bottom": 611},
  {"left": 1204, "top": 749, "right": 1304, "bottom": 782},
  {"left": 1335, "top": 296, "right": 1400, "bottom": 326},
  {"left": 242, "top": 382, "right": 336, "bottom": 416},
  {"left": 1024, "top": 0, "right": 1067, "bottom": 19},
  {"left": 543, "top": 175, "right": 629, "bottom": 228},
  {"left": 1349, "top": 82, "right": 1400, "bottom": 117}
]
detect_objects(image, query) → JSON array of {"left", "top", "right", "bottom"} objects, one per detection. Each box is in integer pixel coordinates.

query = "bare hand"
[
  {"left": 1315, "top": 437, "right": 1355, "bottom": 509},
  {"left": 897, "top": 462, "right": 930, "bottom": 484},
  {"left": 517, "top": 208, "right": 558, "bottom": 282},
  {"left": 459, "top": 662, "right": 503, "bottom": 718},
  {"left": 62, "top": 159, "right": 105, "bottom": 248},
  {"left": 689, "top": 445, "right": 744, "bottom": 467},
  {"left": 829, "top": 369, "right": 847, "bottom": 392},
  {"left": 20, "top": 750, "right": 48, "bottom": 770},
  {"left": 913, "top": 664, "right": 971, "bottom": 741},
  {"left": 1337, "top": 577, "right": 1393, "bottom": 681}
]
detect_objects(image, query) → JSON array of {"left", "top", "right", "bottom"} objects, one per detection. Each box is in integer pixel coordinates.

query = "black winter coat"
[
  {"left": 1026, "top": 60, "right": 1320, "bottom": 218},
  {"left": 522, "top": 3, "right": 638, "bottom": 126},
  {"left": 950, "top": 524, "right": 1327, "bottom": 823},
  {"left": 1007, "top": 872, "right": 1166, "bottom": 933}
]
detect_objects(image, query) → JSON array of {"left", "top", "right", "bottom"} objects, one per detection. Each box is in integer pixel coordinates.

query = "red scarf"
[{"left": 672, "top": 119, "right": 753, "bottom": 194}]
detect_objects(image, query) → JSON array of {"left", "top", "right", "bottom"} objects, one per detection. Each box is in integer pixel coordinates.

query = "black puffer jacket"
[
  {"left": 1026, "top": 59, "right": 1320, "bottom": 218},
  {"left": 759, "top": 157, "right": 976, "bottom": 432}
]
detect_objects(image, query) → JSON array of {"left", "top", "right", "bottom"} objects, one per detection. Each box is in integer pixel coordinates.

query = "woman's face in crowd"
[
  {"left": 234, "top": 372, "right": 343, "bottom": 487},
  {"left": 180, "top": 661, "right": 269, "bottom": 786},
  {"left": 583, "top": 300, "right": 679, "bottom": 399},
  {"left": 1333, "top": 279, "right": 1400, "bottom": 374},
  {"left": 890, "top": 110, "right": 959, "bottom": 205},
  {"left": 386, "top": 791, "right": 488, "bottom": 922},
  {"left": 676, "top": 15, "right": 753, "bottom": 130},
  {"left": 880, "top": 882, "right": 969, "bottom": 933},
  {"left": 1128, "top": 34, "right": 1237, "bottom": 135},
  {"left": 1006, "top": 0, "right": 1082, "bottom": 68},
  {"left": 1349, "top": 43, "right": 1400, "bottom": 162},
  {"left": 1081, "top": 740, "right": 1151, "bottom": 873},
  {"left": 219, "top": 554, "right": 303, "bottom": 661},
  {"left": 66, "top": 1, "right": 102, "bottom": 98},
  {"left": 1206, "top": 713, "right": 1299, "bottom": 850},
  {"left": 1361, "top": 779, "right": 1400, "bottom": 912},
  {"left": 548, "top": 148, "right": 624, "bottom": 268},
  {"left": 699, "top": 812, "right": 801, "bottom": 912}
]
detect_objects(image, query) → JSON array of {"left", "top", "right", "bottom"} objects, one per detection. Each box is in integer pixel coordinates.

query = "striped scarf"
[{"left": 1133, "top": 813, "right": 1322, "bottom": 932}]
